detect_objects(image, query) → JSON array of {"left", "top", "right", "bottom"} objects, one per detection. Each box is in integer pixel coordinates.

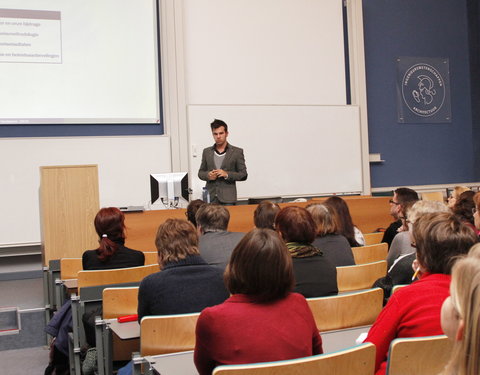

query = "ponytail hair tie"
[{"left": 102, "top": 234, "right": 108, "bottom": 238}]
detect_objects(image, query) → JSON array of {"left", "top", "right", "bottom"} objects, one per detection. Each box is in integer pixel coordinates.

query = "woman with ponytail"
[{"left": 82, "top": 207, "right": 144, "bottom": 270}]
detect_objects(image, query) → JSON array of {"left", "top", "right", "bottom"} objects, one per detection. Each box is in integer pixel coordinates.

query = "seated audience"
[
  {"left": 381, "top": 188, "right": 419, "bottom": 248},
  {"left": 49, "top": 207, "right": 145, "bottom": 374},
  {"left": 324, "top": 196, "right": 365, "bottom": 246},
  {"left": 387, "top": 200, "right": 448, "bottom": 268},
  {"left": 452, "top": 190, "right": 477, "bottom": 231},
  {"left": 196, "top": 204, "right": 244, "bottom": 271},
  {"left": 365, "top": 212, "right": 478, "bottom": 375},
  {"left": 82, "top": 207, "right": 144, "bottom": 270},
  {"left": 138, "top": 218, "right": 229, "bottom": 320},
  {"left": 194, "top": 229, "right": 322, "bottom": 375},
  {"left": 447, "top": 185, "right": 471, "bottom": 209},
  {"left": 275, "top": 206, "right": 338, "bottom": 297},
  {"left": 306, "top": 203, "right": 355, "bottom": 266},
  {"left": 186, "top": 199, "right": 207, "bottom": 228},
  {"left": 441, "top": 243, "right": 480, "bottom": 375},
  {"left": 118, "top": 219, "right": 229, "bottom": 375},
  {"left": 253, "top": 200, "right": 280, "bottom": 230},
  {"left": 374, "top": 200, "right": 449, "bottom": 304}
]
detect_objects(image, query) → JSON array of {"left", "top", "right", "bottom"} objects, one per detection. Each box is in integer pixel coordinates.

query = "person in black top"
[
  {"left": 382, "top": 188, "right": 419, "bottom": 248},
  {"left": 307, "top": 203, "right": 355, "bottom": 267},
  {"left": 137, "top": 218, "right": 229, "bottom": 320},
  {"left": 82, "top": 207, "right": 144, "bottom": 270},
  {"left": 275, "top": 206, "right": 338, "bottom": 298}
]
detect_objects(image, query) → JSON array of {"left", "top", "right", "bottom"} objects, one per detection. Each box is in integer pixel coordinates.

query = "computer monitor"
[{"left": 150, "top": 172, "right": 189, "bottom": 208}]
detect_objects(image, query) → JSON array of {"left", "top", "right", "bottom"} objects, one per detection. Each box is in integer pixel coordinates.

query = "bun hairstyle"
[{"left": 94, "top": 207, "right": 126, "bottom": 262}]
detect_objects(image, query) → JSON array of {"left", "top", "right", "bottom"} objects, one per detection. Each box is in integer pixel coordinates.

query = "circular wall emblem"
[{"left": 401, "top": 63, "right": 445, "bottom": 117}]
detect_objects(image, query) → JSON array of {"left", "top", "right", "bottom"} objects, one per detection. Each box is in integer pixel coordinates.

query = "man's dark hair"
[
  {"left": 210, "top": 119, "right": 228, "bottom": 132},
  {"left": 394, "top": 187, "right": 419, "bottom": 206},
  {"left": 186, "top": 199, "right": 207, "bottom": 227},
  {"left": 195, "top": 203, "right": 230, "bottom": 232},
  {"left": 225, "top": 228, "right": 294, "bottom": 303}
]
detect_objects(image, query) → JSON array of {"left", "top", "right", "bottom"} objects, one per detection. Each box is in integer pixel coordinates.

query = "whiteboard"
[
  {"left": 183, "top": 0, "right": 346, "bottom": 105},
  {"left": 188, "top": 105, "right": 363, "bottom": 200},
  {"left": 0, "top": 135, "right": 171, "bottom": 246}
]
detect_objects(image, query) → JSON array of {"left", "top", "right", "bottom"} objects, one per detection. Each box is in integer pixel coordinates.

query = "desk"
[
  {"left": 124, "top": 197, "right": 392, "bottom": 252},
  {"left": 54, "top": 278, "right": 78, "bottom": 308},
  {"left": 96, "top": 319, "right": 140, "bottom": 375},
  {"left": 139, "top": 326, "right": 371, "bottom": 375}
]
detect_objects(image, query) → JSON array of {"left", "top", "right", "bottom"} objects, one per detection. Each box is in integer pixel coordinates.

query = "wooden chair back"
[
  {"left": 391, "top": 284, "right": 407, "bottom": 294},
  {"left": 336, "top": 260, "right": 387, "bottom": 292},
  {"left": 363, "top": 232, "right": 384, "bottom": 245},
  {"left": 60, "top": 258, "right": 82, "bottom": 279},
  {"left": 421, "top": 191, "right": 445, "bottom": 203},
  {"left": 143, "top": 251, "right": 158, "bottom": 265},
  {"left": 352, "top": 243, "right": 388, "bottom": 265},
  {"left": 140, "top": 313, "right": 200, "bottom": 356},
  {"left": 307, "top": 288, "right": 383, "bottom": 331},
  {"left": 386, "top": 335, "right": 453, "bottom": 375},
  {"left": 102, "top": 286, "right": 139, "bottom": 319},
  {"left": 212, "top": 342, "right": 376, "bottom": 375},
  {"left": 77, "top": 264, "right": 159, "bottom": 289}
]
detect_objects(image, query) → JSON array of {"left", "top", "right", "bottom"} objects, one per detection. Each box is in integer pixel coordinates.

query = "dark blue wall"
[
  {"left": 0, "top": 123, "right": 163, "bottom": 137},
  {"left": 363, "top": 0, "right": 479, "bottom": 187}
]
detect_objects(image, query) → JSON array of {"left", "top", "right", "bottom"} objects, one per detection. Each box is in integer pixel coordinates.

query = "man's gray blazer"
[
  {"left": 198, "top": 144, "right": 247, "bottom": 204},
  {"left": 199, "top": 231, "right": 245, "bottom": 271}
]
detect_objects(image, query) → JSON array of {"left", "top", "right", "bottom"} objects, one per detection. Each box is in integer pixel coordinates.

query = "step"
[
  {"left": 0, "top": 308, "right": 46, "bottom": 351},
  {"left": 0, "top": 307, "right": 18, "bottom": 333}
]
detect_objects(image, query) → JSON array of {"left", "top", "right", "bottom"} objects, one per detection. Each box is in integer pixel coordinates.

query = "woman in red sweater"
[
  {"left": 194, "top": 228, "right": 322, "bottom": 375},
  {"left": 364, "top": 212, "right": 477, "bottom": 375}
]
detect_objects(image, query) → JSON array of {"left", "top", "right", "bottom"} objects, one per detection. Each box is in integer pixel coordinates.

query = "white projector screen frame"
[{"left": 0, "top": 0, "right": 161, "bottom": 125}]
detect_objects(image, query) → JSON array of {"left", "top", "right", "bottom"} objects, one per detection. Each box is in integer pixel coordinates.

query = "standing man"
[{"left": 198, "top": 119, "right": 247, "bottom": 205}]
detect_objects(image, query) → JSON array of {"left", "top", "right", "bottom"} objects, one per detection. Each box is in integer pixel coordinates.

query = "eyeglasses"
[{"left": 389, "top": 199, "right": 401, "bottom": 205}]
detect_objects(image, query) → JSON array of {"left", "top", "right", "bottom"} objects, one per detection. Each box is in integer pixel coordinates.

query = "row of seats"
[
  {"left": 60, "top": 235, "right": 389, "bottom": 373},
  {"left": 102, "top": 286, "right": 451, "bottom": 375}
]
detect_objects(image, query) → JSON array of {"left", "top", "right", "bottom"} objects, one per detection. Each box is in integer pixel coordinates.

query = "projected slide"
[
  {"left": 0, "top": 0, "right": 160, "bottom": 125},
  {"left": 0, "top": 9, "right": 62, "bottom": 63}
]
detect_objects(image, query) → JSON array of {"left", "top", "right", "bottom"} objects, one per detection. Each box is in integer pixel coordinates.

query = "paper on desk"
[{"left": 356, "top": 332, "right": 368, "bottom": 344}]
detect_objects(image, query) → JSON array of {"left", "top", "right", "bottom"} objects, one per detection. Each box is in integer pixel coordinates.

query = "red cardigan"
[
  {"left": 364, "top": 273, "right": 451, "bottom": 375},
  {"left": 194, "top": 292, "right": 323, "bottom": 375}
]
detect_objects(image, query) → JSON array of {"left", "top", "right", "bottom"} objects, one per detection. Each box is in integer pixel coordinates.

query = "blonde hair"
[
  {"left": 306, "top": 203, "right": 337, "bottom": 236},
  {"left": 474, "top": 192, "right": 480, "bottom": 211},
  {"left": 407, "top": 200, "right": 449, "bottom": 224},
  {"left": 443, "top": 245, "right": 480, "bottom": 375}
]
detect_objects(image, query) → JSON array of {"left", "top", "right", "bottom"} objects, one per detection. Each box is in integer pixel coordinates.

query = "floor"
[
  {"left": 0, "top": 345, "right": 50, "bottom": 374},
  {"left": 0, "top": 277, "right": 44, "bottom": 309}
]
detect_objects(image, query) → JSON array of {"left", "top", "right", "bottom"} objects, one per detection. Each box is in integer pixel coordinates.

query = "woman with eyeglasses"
[
  {"left": 386, "top": 200, "right": 449, "bottom": 268},
  {"left": 373, "top": 201, "right": 449, "bottom": 305},
  {"left": 447, "top": 186, "right": 471, "bottom": 209},
  {"left": 365, "top": 212, "right": 477, "bottom": 375}
]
